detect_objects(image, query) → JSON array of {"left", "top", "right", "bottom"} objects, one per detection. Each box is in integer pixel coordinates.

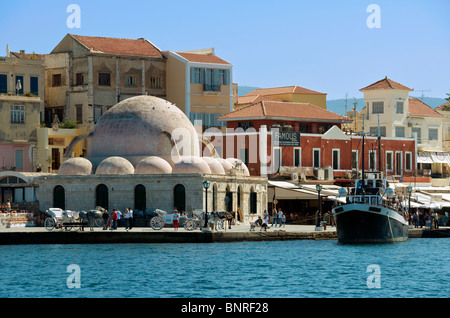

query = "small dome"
[
  {"left": 172, "top": 156, "right": 212, "bottom": 174},
  {"left": 216, "top": 158, "right": 234, "bottom": 174},
  {"left": 226, "top": 158, "right": 250, "bottom": 176},
  {"left": 202, "top": 157, "right": 225, "bottom": 175},
  {"left": 135, "top": 156, "right": 172, "bottom": 174},
  {"left": 58, "top": 157, "right": 92, "bottom": 175},
  {"left": 96, "top": 156, "right": 135, "bottom": 175}
]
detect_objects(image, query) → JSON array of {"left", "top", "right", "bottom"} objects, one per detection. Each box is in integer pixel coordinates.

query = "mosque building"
[{"left": 35, "top": 95, "right": 267, "bottom": 223}]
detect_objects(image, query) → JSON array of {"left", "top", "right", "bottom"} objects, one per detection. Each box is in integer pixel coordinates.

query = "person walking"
[
  {"left": 264, "top": 210, "right": 269, "bottom": 226},
  {"left": 125, "top": 208, "right": 133, "bottom": 230},
  {"left": 271, "top": 208, "right": 277, "bottom": 227},
  {"left": 111, "top": 209, "right": 118, "bottom": 230},
  {"left": 173, "top": 209, "right": 180, "bottom": 231},
  {"left": 102, "top": 209, "right": 109, "bottom": 230},
  {"left": 277, "top": 208, "right": 283, "bottom": 227}
]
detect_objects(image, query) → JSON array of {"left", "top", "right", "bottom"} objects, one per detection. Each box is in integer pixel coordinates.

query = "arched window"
[
  {"left": 174, "top": 184, "right": 186, "bottom": 212},
  {"left": 249, "top": 187, "right": 257, "bottom": 214},
  {"left": 53, "top": 185, "right": 65, "bottom": 210},
  {"left": 134, "top": 184, "right": 146, "bottom": 211},
  {"left": 96, "top": 184, "right": 109, "bottom": 210}
]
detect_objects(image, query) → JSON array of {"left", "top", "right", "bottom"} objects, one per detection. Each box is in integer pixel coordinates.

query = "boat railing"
[{"left": 343, "top": 194, "right": 406, "bottom": 217}]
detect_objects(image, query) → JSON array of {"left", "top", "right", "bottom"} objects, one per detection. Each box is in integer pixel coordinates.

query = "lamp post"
[
  {"left": 203, "top": 180, "right": 210, "bottom": 229},
  {"left": 407, "top": 185, "right": 412, "bottom": 225},
  {"left": 316, "top": 184, "right": 323, "bottom": 229}
]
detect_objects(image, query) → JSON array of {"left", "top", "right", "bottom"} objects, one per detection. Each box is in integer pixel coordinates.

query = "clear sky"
[{"left": 1, "top": 0, "right": 449, "bottom": 100}]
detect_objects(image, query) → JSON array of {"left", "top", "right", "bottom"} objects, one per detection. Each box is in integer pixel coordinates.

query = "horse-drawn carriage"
[
  {"left": 184, "top": 210, "right": 226, "bottom": 231},
  {"left": 44, "top": 208, "right": 103, "bottom": 231}
]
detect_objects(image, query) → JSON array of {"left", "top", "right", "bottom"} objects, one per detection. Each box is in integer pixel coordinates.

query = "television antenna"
[{"left": 416, "top": 89, "right": 431, "bottom": 101}]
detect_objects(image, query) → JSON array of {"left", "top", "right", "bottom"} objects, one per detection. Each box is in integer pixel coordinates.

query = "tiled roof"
[
  {"left": 435, "top": 100, "right": 450, "bottom": 111},
  {"left": 360, "top": 76, "right": 413, "bottom": 91},
  {"left": 236, "top": 94, "right": 283, "bottom": 105},
  {"left": 175, "top": 52, "right": 231, "bottom": 65},
  {"left": 219, "top": 101, "right": 350, "bottom": 122},
  {"left": 10, "top": 51, "right": 45, "bottom": 60},
  {"left": 408, "top": 97, "right": 444, "bottom": 118},
  {"left": 71, "top": 34, "right": 163, "bottom": 58},
  {"left": 244, "top": 85, "right": 326, "bottom": 96}
]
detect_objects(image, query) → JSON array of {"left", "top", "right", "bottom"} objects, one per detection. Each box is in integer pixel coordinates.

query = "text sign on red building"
[{"left": 272, "top": 131, "right": 300, "bottom": 146}]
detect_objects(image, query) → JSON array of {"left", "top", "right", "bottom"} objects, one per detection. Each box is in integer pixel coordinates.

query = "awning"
[
  {"left": 417, "top": 152, "right": 433, "bottom": 164},
  {"left": 268, "top": 181, "right": 339, "bottom": 201},
  {"left": 417, "top": 152, "right": 450, "bottom": 164}
]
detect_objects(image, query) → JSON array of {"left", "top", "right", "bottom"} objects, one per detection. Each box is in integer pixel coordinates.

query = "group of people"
[
  {"left": 254, "top": 208, "right": 286, "bottom": 230},
  {"left": 411, "top": 210, "right": 446, "bottom": 230},
  {"left": 100, "top": 208, "right": 134, "bottom": 231}
]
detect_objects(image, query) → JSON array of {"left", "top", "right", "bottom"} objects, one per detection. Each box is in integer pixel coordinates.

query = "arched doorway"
[
  {"left": 225, "top": 186, "right": 233, "bottom": 212},
  {"left": 53, "top": 185, "right": 65, "bottom": 210},
  {"left": 134, "top": 184, "right": 146, "bottom": 211},
  {"left": 212, "top": 184, "right": 217, "bottom": 212},
  {"left": 96, "top": 184, "right": 109, "bottom": 210},
  {"left": 174, "top": 184, "right": 186, "bottom": 212},
  {"left": 249, "top": 187, "right": 257, "bottom": 215}
]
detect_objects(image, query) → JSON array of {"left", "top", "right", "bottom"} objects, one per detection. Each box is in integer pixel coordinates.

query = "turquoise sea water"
[{"left": 0, "top": 238, "right": 448, "bottom": 298}]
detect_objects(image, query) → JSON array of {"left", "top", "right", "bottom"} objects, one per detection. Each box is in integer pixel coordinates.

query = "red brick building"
[{"left": 214, "top": 100, "right": 416, "bottom": 180}]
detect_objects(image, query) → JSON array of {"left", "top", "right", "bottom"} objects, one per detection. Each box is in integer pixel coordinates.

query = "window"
[
  {"left": 15, "top": 76, "right": 24, "bottom": 94},
  {"left": 352, "top": 150, "right": 358, "bottom": 169},
  {"left": 405, "top": 152, "right": 412, "bottom": 171},
  {"left": 52, "top": 74, "right": 62, "bottom": 87},
  {"left": 190, "top": 67, "right": 229, "bottom": 89},
  {"left": 240, "top": 148, "right": 249, "bottom": 166},
  {"left": 30, "top": 76, "right": 39, "bottom": 96},
  {"left": 15, "top": 149, "right": 24, "bottom": 170},
  {"left": 189, "top": 112, "right": 226, "bottom": 129},
  {"left": 412, "top": 128, "right": 422, "bottom": 143},
  {"left": 294, "top": 148, "right": 301, "bottom": 167},
  {"left": 386, "top": 151, "right": 393, "bottom": 171},
  {"left": 369, "top": 150, "right": 377, "bottom": 170},
  {"left": 370, "top": 126, "right": 386, "bottom": 137},
  {"left": 191, "top": 68, "right": 202, "bottom": 84},
  {"left": 313, "top": 148, "right": 320, "bottom": 169},
  {"left": 76, "top": 105, "right": 83, "bottom": 123},
  {"left": 395, "top": 126, "right": 405, "bottom": 137},
  {"left": 125, "top": 75, "right": 136, "bottom": 87},
  {"left": 332, "top": 149, "right": 340, "bottom": 170},
  {"left": 11, "top": 105, "right": 25, "bottom": 124},
  {"left": 372, "top": 102, "right": 384, "bottom": 114},
  {"left": 0, "top": 74, "right": 7, "bottom": 94},
  {"left": 429, "top": 128, "right": 438, "bottom": 141},
  {"left": 98, "top": 73, "right": 111, "bottom": 86},
  {"left": 76, "top": 73, "right": 84, "bottom": 85},
  {"left": 150, "top": 76, "right": 162, "bottom": 89},
  {"left": 396, "top": 101, "right": 404, "bottom": 114},
  {"left": 272, "top": 147, "right": 282, "bottom": 172},
  {"left": 237, "top": 121, "right": 253, "bottom": 130}
]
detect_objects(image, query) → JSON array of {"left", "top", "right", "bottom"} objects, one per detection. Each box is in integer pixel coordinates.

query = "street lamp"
[
  {"left": 316, "top": 184, "right": 323, "bottom": 229},
  {"left": 203, "top": 180, "right": 210, "bottom": 229},
  {"left": 407, "top": 185, "right": 412, "bottom": 224}
]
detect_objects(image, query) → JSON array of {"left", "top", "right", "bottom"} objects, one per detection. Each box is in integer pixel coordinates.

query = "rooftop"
[
  {"left": 408, "top": 97, "right": 444, "bottom": 118},
  {"left": 244, "top": 85, "right": 326, "bottom": 96},
  {"left": 173, "top": 51, "right": 231, "bottom": 65},
  {"left": 360, "top": 76, "right": 413, "bottom": 92},
  {"left": 218, "top": 100, "right": 351, "bottom": 122},
  {"left": 71, "top": 34, "right": 163, "bottom": 58}
]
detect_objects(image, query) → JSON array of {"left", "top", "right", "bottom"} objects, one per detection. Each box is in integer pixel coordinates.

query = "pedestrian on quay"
[
  {"left": 277, "top": 208, "right": 283, "bottom": 227},
  {"left": 173, "top": 208, "right": 180, "bottom": 231},
  {"left": 125, "top": 208, "right": 133, "bottom": 230},
  {"left": 102, "top": 209, "right": 109, "bottom": 230},
  {"left": 111, "top": 209, "right": 118, "bottom": 230},
  {"left": 264, "top": 210, "right": 269, "bottom": 226},
  {"left": 281, "top": 212, "right": 286, "bottom": 227},
  {"left": 323, "top": 210, "right": 331, "bottom": 229},
  {"left": 116, "top": 209, "right": 122, "bottom": 228},
  {"left": 271, "top": 208, "right": 277, "bottom": 227}
]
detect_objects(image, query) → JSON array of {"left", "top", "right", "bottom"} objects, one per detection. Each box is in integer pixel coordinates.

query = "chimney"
[{"left": 20, "top": 50, "right": 25, "bottom": 58}]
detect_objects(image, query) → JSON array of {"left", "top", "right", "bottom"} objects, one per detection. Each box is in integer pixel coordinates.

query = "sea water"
[{"left": 0, "top": 238, "right": 448, "bottom": 298}]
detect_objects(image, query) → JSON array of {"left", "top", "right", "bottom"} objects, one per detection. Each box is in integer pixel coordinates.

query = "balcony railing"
[{"left": 203, "top": 84, "right": 221, "bottom": 92}]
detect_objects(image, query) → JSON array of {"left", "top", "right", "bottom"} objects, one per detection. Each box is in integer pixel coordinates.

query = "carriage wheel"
[
  {"left": 184, "top": 219, "right": 195, "bottom": 231},
  {"left": 44, "top": 218, "right": 56, "bottom": 231},
  {"left": 150, "top": 216, "right": 165, "bottom": 230},
  {"left": 94, "top": 218, "right": 103, "bottom": 227}
]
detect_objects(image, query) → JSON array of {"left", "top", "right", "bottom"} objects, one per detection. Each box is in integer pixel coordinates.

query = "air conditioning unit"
[
  {"left": 314, "top": 168, "right": 325, "bottom": 180},
  {"left": 323, "top": 166, "right": 334, "bottom": 180},
  {"left": 291, "top": 172, "right": 299, "bottom": 181}
]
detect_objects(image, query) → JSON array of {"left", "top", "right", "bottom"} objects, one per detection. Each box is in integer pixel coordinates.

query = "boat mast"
[
  {"left": 362, "top": 114, "right": 365, "bottom": 194},
  {"left": 378, "top": 115, "right": 382, "bottom": 177}
]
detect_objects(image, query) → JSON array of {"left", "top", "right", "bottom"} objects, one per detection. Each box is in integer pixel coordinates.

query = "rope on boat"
[{"left": 387, "top": 213, "right": 395, "bottom": 243}]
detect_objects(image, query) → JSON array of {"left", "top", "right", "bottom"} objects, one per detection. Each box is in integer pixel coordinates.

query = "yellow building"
[
  {"left": 236, "top": 85, "right": 327, "bottom": 110},
  {"left": 166, "top": 49, "right": 233, "bottom": 131}
]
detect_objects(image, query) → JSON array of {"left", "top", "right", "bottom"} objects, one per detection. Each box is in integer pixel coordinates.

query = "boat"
[{"left": 332, "top": 115, "right": 409, "bottom": 243}]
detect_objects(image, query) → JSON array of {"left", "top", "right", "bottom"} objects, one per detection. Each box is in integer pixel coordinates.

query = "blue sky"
[{"left": 1, "top": 0, "right": 449, "bottom": 100}]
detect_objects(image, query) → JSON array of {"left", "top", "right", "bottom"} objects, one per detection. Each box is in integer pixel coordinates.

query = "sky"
[{"left": 0, "top": 0, "right": 449, "bottom": 100}]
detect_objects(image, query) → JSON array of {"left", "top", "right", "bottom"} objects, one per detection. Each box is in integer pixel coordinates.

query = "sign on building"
[{"left": 272, "top": 131, "right": 300, "bottom": 146}]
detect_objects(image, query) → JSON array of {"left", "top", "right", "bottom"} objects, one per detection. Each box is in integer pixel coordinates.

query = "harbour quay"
[{"left": 0, "top": 225, "right": 448, "bottom": 245}]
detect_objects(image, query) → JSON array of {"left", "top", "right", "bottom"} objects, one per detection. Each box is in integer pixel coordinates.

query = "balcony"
[{"left": 203, "top": 84, "right": 221, "bottom": 95}]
